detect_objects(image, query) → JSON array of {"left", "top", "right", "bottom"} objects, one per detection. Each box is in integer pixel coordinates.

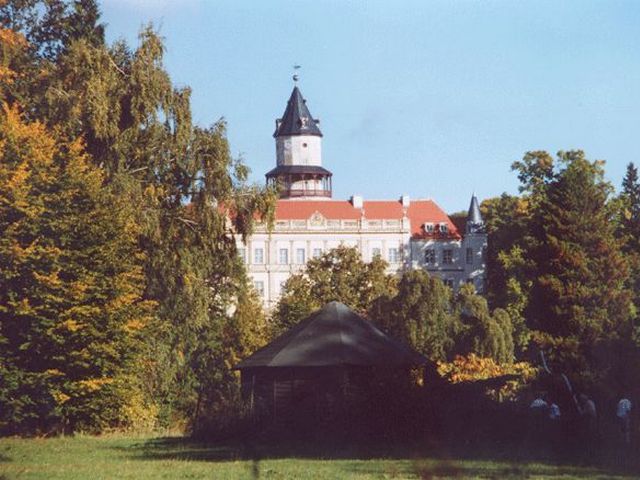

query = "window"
[
  {"left": 424, "top": 249, "right": 435, "bottom": 264},
  {"left": 439, "top": 223, "right": 448, "bottom": 233},
  {"left": 424, "top": 223, "right": 434, "bottom": 233},
  {"left": 296, "top": 248, "right": 306, "bottom": 264},
  {"left": 466, "top": 248, "right": 473, "bottom": 265},
  {"left": 371, "top": 247, "right": 381, "bottom": 258},
  {"left": 238, "top": 247, "right": 247, "bottom": 263},
  {"left": 253, "top": 280, "right": 264, "bottom": 297},
  {"left": 442, "top": 249, "right": 453, "bottom": 264},
  {"left": 279, "top": 248, "right": 289, "bottom": 265},
  {"left": 388, "top": 247, "right": 400, "bottom": 263},
  {"left": 254, "top": 248, "right": 264, "bottom": 264},
  {"left": 443, "top": 279, "right": 454, "bottom": 289},
  {"left": 312, "top": 248, "right": 322, "bottom": 259}
]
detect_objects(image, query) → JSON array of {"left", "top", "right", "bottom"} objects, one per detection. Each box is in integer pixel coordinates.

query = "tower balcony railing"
[{"left": 281, "top": 188, "right": 332, "bottom": 198}]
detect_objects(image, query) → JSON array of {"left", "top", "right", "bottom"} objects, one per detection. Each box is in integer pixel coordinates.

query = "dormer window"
[
  {"left": 439, "top": 223, "right": 448, "bottom": 233},
  {"left": 423, "top": 223, "right": 434, "bottom": 233}
]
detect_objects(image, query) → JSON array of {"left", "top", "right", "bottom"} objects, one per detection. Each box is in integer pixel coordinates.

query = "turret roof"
[
  {"left": 466, "top": 194, "right": 484, "bottom": 234},
  {"left": 274, "top": 86, "right": 323, "bottom": 137},
  {"left": 467, "top": 194, "right": 483, "bottom": 225}
]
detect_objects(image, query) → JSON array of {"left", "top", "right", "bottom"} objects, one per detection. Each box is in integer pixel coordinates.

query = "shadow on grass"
[{"left": 112, "top": 435, "right": 639, "bottom": 480}]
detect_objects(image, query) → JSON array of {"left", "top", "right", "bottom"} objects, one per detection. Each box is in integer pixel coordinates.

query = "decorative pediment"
[{"left": 309, "top": 211, "right": 326, "bottom": 226}]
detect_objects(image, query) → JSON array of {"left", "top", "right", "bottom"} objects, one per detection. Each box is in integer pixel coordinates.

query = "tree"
[
  {"left": 619, "top": 162, "right": 640, "bottom": 320},
  {"left": 370, "top": 270, "right": 457, "bottom": 362},
  {"left": 0, "top": 104, "right": 155, "bottom": 433},
  {"left": 273, "top": 246, "right": 396, "bottom": 333},
  {"left": 481, "top": 194, "right": 532, "bottom": 353},
  {"left": 453, "top": 284, "right": 514, "bottom": 364},
  {"left": 1, "top": 3, "right": 276, "bottom": 429},
  {"left": 514, "top": 151, "right": 634, "bottom": 386}
]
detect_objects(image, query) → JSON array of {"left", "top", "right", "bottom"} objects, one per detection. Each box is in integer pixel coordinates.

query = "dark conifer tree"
[{"left": 515, "top": 151, "right": 634, "bottom": 385}]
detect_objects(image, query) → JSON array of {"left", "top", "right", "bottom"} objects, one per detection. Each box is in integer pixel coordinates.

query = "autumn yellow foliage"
[{"left": 438, "top": 353, "right": 539, "bottom": 401}]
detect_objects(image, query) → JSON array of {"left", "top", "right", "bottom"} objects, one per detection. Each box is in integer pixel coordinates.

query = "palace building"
[{"left": 238, "top": 85, "right": 487, "bottom": 308}]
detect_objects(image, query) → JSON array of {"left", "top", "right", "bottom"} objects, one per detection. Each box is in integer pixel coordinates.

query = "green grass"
[{"left": 0, "top": 434, "right": 637, "bottom": 480}]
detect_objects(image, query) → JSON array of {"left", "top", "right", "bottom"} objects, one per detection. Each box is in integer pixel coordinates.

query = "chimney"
[
  {"left": 350, "top": 195, "right": 363, "bottom": 209},
  {"left": 401, "top": 194, "right": 410, "bottom": 208}
]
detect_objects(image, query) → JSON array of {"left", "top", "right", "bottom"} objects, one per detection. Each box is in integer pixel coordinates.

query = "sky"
[{"left": 100, "top": 0, "right": 640, "bottom": 213}]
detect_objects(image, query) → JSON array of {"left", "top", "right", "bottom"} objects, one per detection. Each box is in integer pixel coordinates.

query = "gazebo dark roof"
[
  {"left": 273, "top": 86, "right": 323, "bottom": 138},
  {"left": 236, "top": 301, "right": 427, "bottom": 369}
]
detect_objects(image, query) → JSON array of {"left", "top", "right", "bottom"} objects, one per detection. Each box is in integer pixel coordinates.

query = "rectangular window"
[
  {"left": 466, "top": 247, "right": 473, "bottom": 265},
  {"left": 312, "top": 248, "right": 322, "bottom": 259},
  {"left": 296, "top": 248, "right": 306, "bottom": 265},
  {"left": 238, "top": 247, "right": 247, "bottom": 264},
  {"left": 388, "top": 248, "right": 400, "bottom": 263},
  {"left": 253, "top": 280, "right": 264, "bottom": 297},
  {"left": 424, "top": 249, "right": 435, "bottom": 264},
  {"left": 371, "top": 247, "right": 381, "bottom": 258},
  {"left": 254, "top": 248, "right": 264, "bottom": 264},
  {"left": 443, "top": 278, "right": 454, "bottom": 289},
  {"left": 443, "top": 249, "right": 453, "bottom": 264},
  {"left": 279, "top": 248, "right": 289, "bottom": 265}
]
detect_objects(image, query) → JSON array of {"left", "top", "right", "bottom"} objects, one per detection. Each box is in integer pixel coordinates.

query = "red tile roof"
[
  {"left": 274, "top": 199, "right": 461, "bottom": 239},
  {"left": 274, "top": 200, "right": 361, "bottom": 220}
]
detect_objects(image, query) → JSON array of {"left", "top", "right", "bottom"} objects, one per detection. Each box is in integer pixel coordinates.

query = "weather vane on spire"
[{"left": 292, "top": 64, "right": 301, "bottom": 83}]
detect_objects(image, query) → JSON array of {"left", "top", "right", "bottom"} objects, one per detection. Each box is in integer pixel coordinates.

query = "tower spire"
[
  {"left": 466, "top": 194, "right": 484, "bottom": 234},
  {"left": 273, "top": 85, "right": 322, "bottom": 138}
]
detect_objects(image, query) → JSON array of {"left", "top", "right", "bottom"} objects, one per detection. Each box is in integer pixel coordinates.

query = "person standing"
[{"left": 617, "top": 397, "right": 632, "bottom": 445}]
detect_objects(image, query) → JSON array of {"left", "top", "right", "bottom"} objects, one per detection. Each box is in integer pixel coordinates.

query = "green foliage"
[
  {"left": 273, "top": 246, "right": 396, "bottom": 333},
  {"left": 453, "top": 284, "right": 514, "bottom": 364},
  {"left": 509, "top": 151, "right": 635, "bottom": 388},
  {"left": 370, "top": 270, "right": 456, "bottom": 362},
  {"left": 0, "top": 105, "right": 155, "bottom": 433},
  {"left": 619, "top": 162, "right": 640, "bottom": 322},
  {"left": 0, "top": 1, "right": 276, "bottom": 433},
  {"left": 526, "top": 152, "right": 632, "bottom": 341},
  {"left": 481, "top": 195, "right": 532, "bottom": 353}
]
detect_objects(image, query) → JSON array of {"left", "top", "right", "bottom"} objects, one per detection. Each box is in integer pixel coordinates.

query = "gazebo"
[{"left": 235, "top": 301, "right": 428, "bottom": 426}]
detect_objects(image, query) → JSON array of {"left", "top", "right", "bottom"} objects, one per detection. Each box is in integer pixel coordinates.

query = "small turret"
[{"left": 466, "top": 194, "right": 484, "bottom": 234}]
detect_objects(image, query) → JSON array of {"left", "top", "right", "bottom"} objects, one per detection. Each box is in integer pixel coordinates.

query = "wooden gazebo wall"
[{"left": 241, "top": 366, "right": 375, "bottom": 426}]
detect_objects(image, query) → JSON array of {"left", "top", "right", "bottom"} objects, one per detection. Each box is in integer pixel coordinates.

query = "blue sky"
[{"left": 101, "top": 0, "right": 640, "bottom": 213}]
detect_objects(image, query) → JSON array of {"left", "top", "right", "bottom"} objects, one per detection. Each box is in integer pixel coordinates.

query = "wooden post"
[
  {"left": 250, "top": 373, "right": 256, "bottom": 415},
  {"left": 273, "top": 378, "right": 277, "bottom": 421}
]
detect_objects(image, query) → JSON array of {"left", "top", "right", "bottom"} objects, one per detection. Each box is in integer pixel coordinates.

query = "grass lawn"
[{"left": 0, "top": 434, "right": 637, "bottom": 480}]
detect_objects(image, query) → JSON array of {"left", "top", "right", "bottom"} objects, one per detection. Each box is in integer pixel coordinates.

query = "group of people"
[{"left": 529, "top": 393, "right": 633, "bottom": 445}]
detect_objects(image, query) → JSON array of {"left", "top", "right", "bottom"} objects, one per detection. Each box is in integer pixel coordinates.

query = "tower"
[
  {"left": 463, "top": 193, "right": 487, "bottom": 293},
  {"left": 265, "top": 86, "right": 333, "bottom": 199}
]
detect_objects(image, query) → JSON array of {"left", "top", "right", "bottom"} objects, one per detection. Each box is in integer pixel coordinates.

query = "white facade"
[{"left": 239, "top": 199, "right": 487, "bottom": 308}]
